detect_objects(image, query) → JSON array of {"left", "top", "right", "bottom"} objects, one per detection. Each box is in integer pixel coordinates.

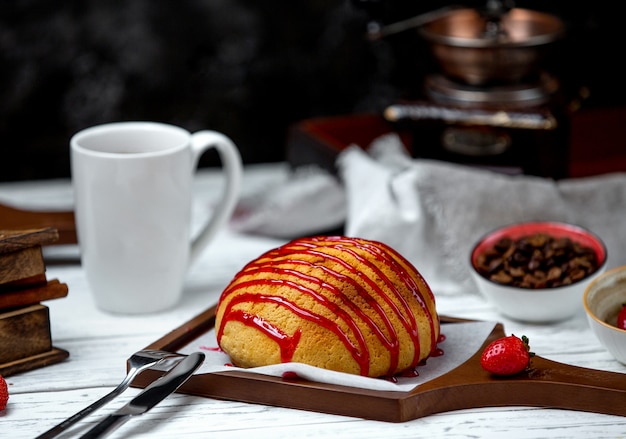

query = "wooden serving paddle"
[{"left": 132, "top": 307, "right": 626, "bottom": 422}]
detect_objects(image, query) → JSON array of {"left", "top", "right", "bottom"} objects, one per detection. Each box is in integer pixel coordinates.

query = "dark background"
[{"left": 1, "top": 0, "right": 623, "bottom": 181}]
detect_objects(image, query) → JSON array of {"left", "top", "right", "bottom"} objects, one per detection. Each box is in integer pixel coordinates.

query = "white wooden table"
[{"left": 1, "top": 164, "right": 625, "bottom": 438}]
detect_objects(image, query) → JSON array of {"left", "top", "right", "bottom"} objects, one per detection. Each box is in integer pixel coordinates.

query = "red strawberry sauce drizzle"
[
  {"left": 220, "top": 293, "right": 359, "bottom": 366},
  {"left": 216, "top": 236, "right": 439, "bottom": 378},
  {"left": 224, "top": 276, "right": 373, "bottom": 372}
]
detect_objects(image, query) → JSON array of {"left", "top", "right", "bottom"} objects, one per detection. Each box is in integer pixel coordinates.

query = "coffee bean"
[{"left": 475, "top": 233, "right": 599, "bottom": 289}]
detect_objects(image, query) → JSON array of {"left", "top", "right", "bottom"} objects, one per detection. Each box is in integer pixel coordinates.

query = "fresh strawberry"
[
  {"left": 480, "top": 334, "right": 534, "bottom": 376},
  {"left": 617, "top": 304, "right": 626, "bottom": 330},
  {"left": 0, "top": 374, "right": 8, "bottom": 411}
]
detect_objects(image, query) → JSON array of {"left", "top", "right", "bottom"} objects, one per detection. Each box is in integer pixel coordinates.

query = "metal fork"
[{"left": 34, "top": 349, "right": 184, "bottom": 439}]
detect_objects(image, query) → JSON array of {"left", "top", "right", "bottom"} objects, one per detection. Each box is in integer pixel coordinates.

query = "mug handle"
[{"left": 188, "top": 130, "right": 243, "bottom": 265}]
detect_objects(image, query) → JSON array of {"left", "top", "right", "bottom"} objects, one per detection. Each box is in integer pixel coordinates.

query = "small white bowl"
[
  {"left": 584, "top": 265, "right": 626, "bottom": 365},
  {"left": 470, "top": 221, "right": 608, "bottom": 322}
]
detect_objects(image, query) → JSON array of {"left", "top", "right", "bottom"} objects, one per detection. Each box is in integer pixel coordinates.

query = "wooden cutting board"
[{"left": 132, "top": 305, "right": 626, "bottom": 422}]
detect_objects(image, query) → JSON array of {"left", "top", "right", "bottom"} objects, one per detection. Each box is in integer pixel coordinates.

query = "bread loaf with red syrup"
[{"left": 215, "top": 236, "right": 440, "bottom": 378}]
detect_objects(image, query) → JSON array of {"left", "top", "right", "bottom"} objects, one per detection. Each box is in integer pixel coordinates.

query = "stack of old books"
[{"left": 0, "top": 228, "right": 69, "bottom": 376}]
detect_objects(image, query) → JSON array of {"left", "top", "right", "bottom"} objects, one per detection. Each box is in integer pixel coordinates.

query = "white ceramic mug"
[{"left": 70, "top": 121, "right": 242, "bottom": 313}]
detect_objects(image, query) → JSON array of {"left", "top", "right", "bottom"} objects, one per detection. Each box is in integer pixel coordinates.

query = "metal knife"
[{"left": 80, "top": 351, "right": 205, "bottom": 439}]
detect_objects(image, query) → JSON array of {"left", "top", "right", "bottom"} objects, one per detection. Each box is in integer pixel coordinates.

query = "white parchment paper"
[{"left": 178, "top": 320, "right": 496, "bottom": 393}]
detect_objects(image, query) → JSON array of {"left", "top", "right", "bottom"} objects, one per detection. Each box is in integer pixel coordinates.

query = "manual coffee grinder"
[{"left": 376, "top": 1, "right": 571, "bottom": 178}]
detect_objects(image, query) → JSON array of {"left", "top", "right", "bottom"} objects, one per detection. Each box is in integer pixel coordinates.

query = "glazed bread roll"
[{"left": 215, "top": 236, "right": 440, "bottom": 378}]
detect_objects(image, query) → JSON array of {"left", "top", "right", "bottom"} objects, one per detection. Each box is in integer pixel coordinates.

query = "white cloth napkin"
[
  {"left": 179, "top": 320, "right": 496, "bottom": 392},
  {"left": 337, "top": 134, "right": 626, "bottom": 296},
  {"left": 231, "top": 133, "right": 626, "bottom": 297},
  {"left": 229, "top": 164, "right": 346, "bottom": 238}
]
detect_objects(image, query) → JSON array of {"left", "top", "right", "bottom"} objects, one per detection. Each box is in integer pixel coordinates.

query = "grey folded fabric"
[
  {"left": 338, "top": 134, "right": 625, "bottom": 296},
  {"left": 230, "top": 164, "right": 346, "bottom": 239}
]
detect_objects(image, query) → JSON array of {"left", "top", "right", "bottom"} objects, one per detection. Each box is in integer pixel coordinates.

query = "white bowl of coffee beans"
[{"left": 470, "top": 221, "right": 608, "bottom": 322}]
